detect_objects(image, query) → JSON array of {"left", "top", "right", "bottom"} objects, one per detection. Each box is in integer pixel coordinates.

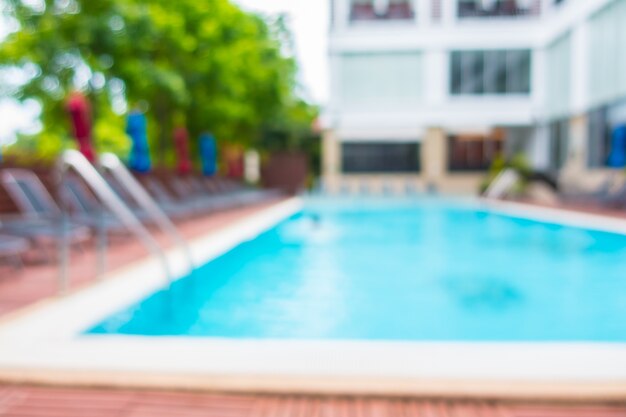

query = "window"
[
  {"left": 339, "top": 52, "right": 423, "bottom": 109},
  {"left": 350, "top": 0, "right": 414, "bottom": 22},
  {"left": 588, "top": 100, "right": 626, "bottom": 169},
  {"left": 450, "top": 50, "right": 531, "bottom": 95},
  {"left": 431, "top": 0, "right": 442, "bottom": 22},
  {"left": 548, "top": 119, "right": 569, "bottom": 170},
  {"left": 342, "top": 142, "right": 421, "bottom": 173},
  {"left": 448, "top": 132, "right": 504, "bottom": 172},
  {"left": 457, "top": 0, "right": 540, "bottom": 18},
  {"left": 546, "top": 32, "right": 571, "bottom": 119}
]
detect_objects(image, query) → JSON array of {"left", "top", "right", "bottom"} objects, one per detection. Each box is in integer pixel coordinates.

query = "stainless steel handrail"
[
  {"left": 56, "top": 150, "right": 173, "bottom": 292},
  {"left": 99, "top": 153, "right": 194, "bottom": 273}
]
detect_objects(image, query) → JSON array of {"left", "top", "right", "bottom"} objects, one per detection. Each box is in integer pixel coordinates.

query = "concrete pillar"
[
  {"left": 416, "top": 0, "right": 429, "bottom": 27},
  {"left": 529, "top": 124, "right": 551, "bottom": 171},
  {"left": 441, "top": 0, "right": 457, "bottom": 26},
  {"left": 571, "top": 20, "right": 590, "bottom": 115},
  {"left": 322, "top": 130, "right": 342, "bottom": 191},
  {"left": 424, "top": 49, "right": 447, "bottom": 106},
  {"left": 422, "top": 127, "right": 447, "bottom": 189},
  {"left": 565, "top": 114, "right": 589, "bottom": 174},
  {"left": 531, "top": 47, "right": 546, "bottom": 117}
]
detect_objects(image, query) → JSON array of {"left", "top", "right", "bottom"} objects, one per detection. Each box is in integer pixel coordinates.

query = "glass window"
[
  {"left": 450, "top": 50, "right": 531, "bottom": 95},
  {"left": 483, "top": 50, "right": 507, "bottom": 94},
  {"left": 549, "top": 119, "right": 569, "bottom": 170},
  {"left": 339, "top": 52, "right": 423, "bottom": 109},
  {"left": 587, "top": 106, "right": 611, "bottom": 168},
  {"left": 448, "top": 133, "right": 504, "bottom": 172},
  {"left": 588, "top": 100, "right": 626, "bottom": 169},
  {"left": 342, "top": 142, "right": 421, "bottom": 173}
]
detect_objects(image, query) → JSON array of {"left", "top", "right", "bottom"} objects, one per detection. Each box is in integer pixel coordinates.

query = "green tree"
[{"left": 0, "top": 0, "right": 316, "bottom": 167}]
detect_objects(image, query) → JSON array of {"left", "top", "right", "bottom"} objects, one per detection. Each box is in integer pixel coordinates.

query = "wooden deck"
[{"left": 0, "top": 385, "right": 625, "bottom": 417}]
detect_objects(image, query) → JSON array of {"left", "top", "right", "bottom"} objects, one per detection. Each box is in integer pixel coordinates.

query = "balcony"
[
  {"left": 350, "top": 0, "right": 415, "bottom": 22},
  {"left": 457, "top": 0, "right": 541, "bottom": 18}
]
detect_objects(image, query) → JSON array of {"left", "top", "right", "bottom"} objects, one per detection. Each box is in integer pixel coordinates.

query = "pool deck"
[
  {"left": 1, "top": 196, "right": 626, "bottom": 413},
  {"left": 0, "top": 384, "right": 625, "bottom": 417},
  {"left": 0, "top": 198, "right": 287, "bottom": 318}
]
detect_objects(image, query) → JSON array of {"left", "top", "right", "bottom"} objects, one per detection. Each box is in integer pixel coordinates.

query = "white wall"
[{"left": 326, "top": 0, "right": 626, "bottom": 136}]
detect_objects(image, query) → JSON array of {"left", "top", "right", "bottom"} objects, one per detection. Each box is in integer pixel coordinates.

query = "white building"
[{"left": 322, "top": 0, "right": 626, "bottom": 194}]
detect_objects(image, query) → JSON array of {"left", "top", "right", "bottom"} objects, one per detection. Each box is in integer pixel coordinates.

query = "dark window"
[
  {"left": 587, "top": 101, "right": 626, "bottom": 169},
  {"left": 450, "top": 50, "right": 531, "bottom": 95},
  {"left": 549, "top": 119, "right": 569, "bottom": 170},
  {"left": 350, "top": 0, "right": 414, "bottom": 22},
  {"left": 457, "top": 0, "right": 541, "bottom": 18},
  {"left": 587, "top": 106, "right": 611, "bottom": 168},
  {"left": 342, "top": 142, "right": 421, "bottom": 173},
  {"left": 448, "top": 133, "right": 504, "bottom": 172}
]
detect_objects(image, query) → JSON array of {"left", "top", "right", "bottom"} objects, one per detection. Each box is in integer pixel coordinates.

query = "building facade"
[{"left": 322, "top": 0, "right": 626, "bottom": 194}]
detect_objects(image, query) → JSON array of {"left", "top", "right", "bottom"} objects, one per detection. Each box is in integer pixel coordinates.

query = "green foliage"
[
  {"left": 480, "top": 152, "right": 532, "bottom": 195},
  {"left": 0, "top": 0, "right": 317, "bottom": 167}
]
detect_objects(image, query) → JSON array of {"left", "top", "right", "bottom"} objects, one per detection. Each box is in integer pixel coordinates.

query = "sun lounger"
[
  {"left": 0, "top": 169, "right": 91, "bottom": 252},
  {"left": 0, "top": 234, "right": 29, "bottom": 269},
  {"left": 62, "top": 177, "right": 128, "bottom": 233},
  {"left": 141, "top": 177, "right": 203, "bottom": 218}
]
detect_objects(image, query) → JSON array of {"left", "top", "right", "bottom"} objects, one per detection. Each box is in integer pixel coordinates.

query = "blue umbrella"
[
  {"left": 607, "top": 125, "right": 626, "bottom": 168},
  {"left": 200, "top": 133, "right": 217, "bottom": 176},
  {"left": 126, "top": 111, "right": 151, "bottom": 173}
]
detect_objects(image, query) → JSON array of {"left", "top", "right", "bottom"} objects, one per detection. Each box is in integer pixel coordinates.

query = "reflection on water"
[{"left": 88, "top": 198, "right": 626, "bottom": 342}]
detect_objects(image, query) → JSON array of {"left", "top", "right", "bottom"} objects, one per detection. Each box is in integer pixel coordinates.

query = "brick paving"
[
  {"left": 0, "top": 385, "right": 624, "bottom": 417},
  {"left": 0, "top": 199, "right": 285, "bottom": 318}
]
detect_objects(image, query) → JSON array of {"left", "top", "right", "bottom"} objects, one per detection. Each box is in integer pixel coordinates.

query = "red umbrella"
[
  {"left": 66, "top": 92, "right": 96, "bottom": 162},
  {"left": 173, "top": 126, "right": 193, "bottom": 175}
]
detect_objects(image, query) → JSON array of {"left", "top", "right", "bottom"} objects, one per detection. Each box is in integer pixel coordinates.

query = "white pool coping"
[{"left": 0, "top": 197, "right": 625, "bottom": 400}]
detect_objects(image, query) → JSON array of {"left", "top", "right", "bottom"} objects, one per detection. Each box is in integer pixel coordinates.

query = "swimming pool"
[{"left": 89, "top": 198, "right": 626, "bottom": 341}]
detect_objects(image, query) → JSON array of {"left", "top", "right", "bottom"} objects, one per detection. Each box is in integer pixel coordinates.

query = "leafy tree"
[{"left": 0, "top": 0, "right": 316, "bottom": 168}]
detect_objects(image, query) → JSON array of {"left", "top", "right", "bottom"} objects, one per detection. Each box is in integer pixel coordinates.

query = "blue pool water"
[{"left": 89, "top": 198, "right": 626, "bottom": 341}]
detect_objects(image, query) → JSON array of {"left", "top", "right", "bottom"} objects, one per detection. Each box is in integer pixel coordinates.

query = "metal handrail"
[
  {"left": 56, "top": 150, "right": 173, "bottom": 292},
  {"left": 99, "top": 153, "right": 194, "bottom": 273}
]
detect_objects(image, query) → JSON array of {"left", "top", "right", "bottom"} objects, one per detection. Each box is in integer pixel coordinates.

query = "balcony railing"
[
  {"left": 457, "top": 0, "right": 541, "bottom": 18},
  {"left": 350, "top": 0, "right": 415, "bottom": 22}
]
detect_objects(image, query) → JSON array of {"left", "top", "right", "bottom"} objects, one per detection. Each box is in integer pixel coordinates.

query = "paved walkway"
[{"left": 0, "top": 385, "right": 625, "bottom": 417}]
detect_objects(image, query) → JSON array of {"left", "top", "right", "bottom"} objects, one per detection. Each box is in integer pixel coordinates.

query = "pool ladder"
[{"left": 56, "top": 150, "right": 194, "bottom": 294}]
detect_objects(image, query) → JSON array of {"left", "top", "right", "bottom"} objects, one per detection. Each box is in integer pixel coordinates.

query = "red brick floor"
[
  {"left": 0, "top": 385, "right": 624, "bottom": 417},
  {"left": 0, "top": 199, "right": 285, "bottom": 318},
  {"left": 2, "top": 198, "right": 626, "bottom": 416},
  {"left": 516, "top": 197, "right": 626, "bottom": 219}
]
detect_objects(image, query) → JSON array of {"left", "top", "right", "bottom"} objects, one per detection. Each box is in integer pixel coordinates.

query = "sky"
[
  {"left": 0, "top": 1, "right": 329, "bottom": 145},
  {"left": 234, "top": 0, "right": 329, "bottom": 104}
]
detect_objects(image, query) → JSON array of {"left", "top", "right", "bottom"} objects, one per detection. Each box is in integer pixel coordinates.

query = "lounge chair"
[
  {"left": 0, "top": 234, "right": 29, "bottom": 269},
  {"left": 202, "top": 177, "right": 280, "bottom": 205},
  {"left": 0, "top": 169, "right": 91, "bottom": 250},
  {"left": 101, "top": 174, "right": 170, "bottom": 223},
  {"left": 560, "top": 174, "right": 624, "bottom": 207},
  {"left": 62, "top": 177, "right": 128, "bottom": 233},
  {"left": 141, "top": 177, "right": 203, "bottom": 218},
  {"left": 187, "top": 177, "right": 245, "bottom": 209},
  {"left": 167, "top": 177, "right": 231, "bottom": 212}
]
